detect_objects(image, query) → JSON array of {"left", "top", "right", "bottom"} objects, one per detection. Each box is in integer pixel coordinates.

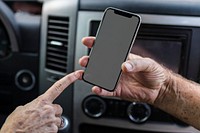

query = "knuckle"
[
  {"left": 54, "top": 104, "right": 63, "bottom": 111},
  {"left": 15, "top": 105, "right": 24, "bottom": 110},
  {"left": 52, "top": 124, "right": 59, "bottom": 132},
  {"left": 47, "top": 123, "right": 58, "bottom": 133},
  {"left": 53, "top": 82, "right": 63, "bottom": 94},
  {"left": 55, "top": 104, "right": 62, "bottom": 110},
  {"left": 43, "top": 104, "right": 55, "bottom": 114},
  {"left": 38, "top": 98, "right": 49, "bottom": 105},
  {"left": 130, "top": 60, "right": 138, "bottom": 68},
  {"left": 145, "top": 57, "right": 156, "bottom": 64},
  {"left": 65, "top": 74, "right": 76, "bottom": 84}
]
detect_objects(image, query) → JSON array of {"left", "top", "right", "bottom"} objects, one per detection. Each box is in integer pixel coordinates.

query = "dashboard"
[{"left": 1, "top": 0, "right": 200, "bottom": 133}]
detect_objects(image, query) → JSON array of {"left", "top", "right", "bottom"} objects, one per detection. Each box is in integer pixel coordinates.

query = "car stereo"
[{"left": 89, "top": 21, "right": 191, "bottom": 76}]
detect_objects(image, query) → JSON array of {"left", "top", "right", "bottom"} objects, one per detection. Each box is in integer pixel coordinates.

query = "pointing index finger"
[{"left": 43, "top": 70, "right": 82, "bottom": 102}]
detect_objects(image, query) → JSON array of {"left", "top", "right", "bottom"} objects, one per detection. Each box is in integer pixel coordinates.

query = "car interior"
[{"left": 1, "top": 0, "right": 200, "bottom": 133}]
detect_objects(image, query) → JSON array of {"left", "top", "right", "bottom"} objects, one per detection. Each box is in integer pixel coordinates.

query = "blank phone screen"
[{"left": 83, "top": 8, "right": 141, "bottom": 91}]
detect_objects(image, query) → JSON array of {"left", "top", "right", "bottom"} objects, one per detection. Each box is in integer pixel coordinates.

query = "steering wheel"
[{"left": 0, "top": 0, "right": 20, "bottom": 56}]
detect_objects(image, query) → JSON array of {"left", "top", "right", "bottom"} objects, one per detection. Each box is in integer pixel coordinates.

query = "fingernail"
[
  {"left": 124, "top": 63, "right": 133, "bottom": 72},
  {"left": 74, "top": 71, "right": 80, "bottom": 78},
  {"left": 87, "top": 38, "right": 93, "bottom": 44}
]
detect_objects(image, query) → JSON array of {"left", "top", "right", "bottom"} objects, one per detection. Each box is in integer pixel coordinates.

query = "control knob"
[
  {"left": 82, "top": 96, "right": 106, "bottom": 118},
  {"left": 127, "top": 102, "right": 151, "bottom": 123}
]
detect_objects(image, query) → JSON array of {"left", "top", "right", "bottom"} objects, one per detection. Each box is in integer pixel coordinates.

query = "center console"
[{"left": 73, "top": 8, "right": 200, "bottom": 133}]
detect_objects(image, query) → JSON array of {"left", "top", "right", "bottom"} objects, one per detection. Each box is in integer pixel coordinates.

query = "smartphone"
[{"left": 83, "top": 7, "right": 141, "bottom": 91}]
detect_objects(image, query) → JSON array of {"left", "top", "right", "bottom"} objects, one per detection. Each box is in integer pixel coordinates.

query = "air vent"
[{"left": 45, "top": 16, "right": 69, "bottom": 73}]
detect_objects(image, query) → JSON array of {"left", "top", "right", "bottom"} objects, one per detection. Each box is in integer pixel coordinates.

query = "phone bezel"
[{"left": 82, "top": 7, "right": 141, "bottom": 91}]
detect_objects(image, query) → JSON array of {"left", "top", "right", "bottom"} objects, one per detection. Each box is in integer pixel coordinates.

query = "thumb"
[{"left": 122, "top": 58, "right": 154, "bottom": 73}]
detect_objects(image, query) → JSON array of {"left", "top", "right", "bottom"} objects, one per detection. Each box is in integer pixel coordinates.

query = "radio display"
[
  {"left": 132, "top": 39, "right": 182, "bottom": 73},
  {"left": 89, "top": 21, "right": 190, "bottom": 74}
]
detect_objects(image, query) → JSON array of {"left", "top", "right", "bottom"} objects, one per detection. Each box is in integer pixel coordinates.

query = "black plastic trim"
[{"left": 80, "top": 0, "right": 200, "bottom": 16}]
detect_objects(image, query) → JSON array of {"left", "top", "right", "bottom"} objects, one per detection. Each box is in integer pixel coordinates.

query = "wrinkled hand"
[
  {"left": 0, "top": 70, "right": 83, "bottom": 133},
  {"left": 79, "top": 37, "right": 171, "bottom": 105}
]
